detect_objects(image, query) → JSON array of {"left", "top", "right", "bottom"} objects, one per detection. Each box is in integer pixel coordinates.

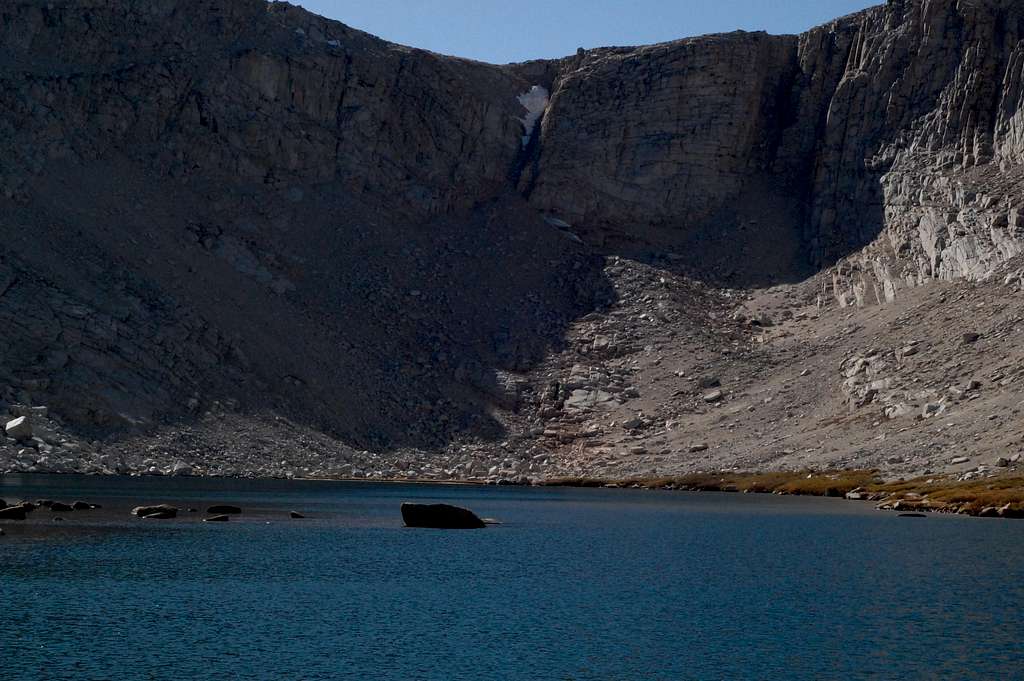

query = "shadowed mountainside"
[{"left": 1, "top": 0, "right": 1024, "bottom": 480}]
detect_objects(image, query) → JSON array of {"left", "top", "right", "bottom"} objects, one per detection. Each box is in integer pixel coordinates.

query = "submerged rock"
[
  {"left": 289, "top": 511, "right": 305, "bottom": 519},
  {"left": 400, "top": 502, "right": 486, "bottom": 529}
]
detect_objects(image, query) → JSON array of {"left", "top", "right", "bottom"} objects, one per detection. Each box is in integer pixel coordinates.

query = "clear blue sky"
[{"left": 290, "top": 0, "right": 878, "bottom": 63}]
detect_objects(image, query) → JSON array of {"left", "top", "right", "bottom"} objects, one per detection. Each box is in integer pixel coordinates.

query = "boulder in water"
[
  {"left": 71, "top": 501, "right": 92, "bottom": 510},
  {"left": 132, "top": 504, "right": 178, "bottom": 518},
  {"left": 998, "top": 504, "right": 1024, "bottom": 519},
  {"left": 0, "top": 505, "right": 28, "bottom": 520},
  {"left": 207, "top": 505, "right": 242, "bottom": 515},
  {"left": 49, "top": 502, "right": 74, "bottom": 512},
  {"left": 204, "top": 514, "right": 230, "bottom": 522},
  {"left": 400, "top": 502, "right": 486, "bottom": 529},
  {"left": 289, "top": 511, "right": 305, "bottom": 519}
]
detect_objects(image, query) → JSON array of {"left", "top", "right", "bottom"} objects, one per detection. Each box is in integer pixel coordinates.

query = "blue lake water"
[{"left": 1, "top": 474, "right": 1023, "bottom": 680}]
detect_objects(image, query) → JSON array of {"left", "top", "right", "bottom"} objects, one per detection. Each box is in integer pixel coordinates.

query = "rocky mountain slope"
[{"left": 0, "top": 0, "right": 1023, "bottom": 481}]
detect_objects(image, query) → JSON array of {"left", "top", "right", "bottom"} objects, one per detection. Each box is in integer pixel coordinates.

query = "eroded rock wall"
[
  {"left": 0, "top": 0, "right": 530, "bottom": 213},
  {"left": 521, "top": 33, "right": 799, "bottom": 240}
]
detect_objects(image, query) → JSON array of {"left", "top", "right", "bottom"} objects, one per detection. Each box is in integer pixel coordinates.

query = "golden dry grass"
[
  {"left": 538, "top": 477, "right": 609, "bottom": 488},
  {"left": 615, "top": 470, "right": 880, "bottom": 496},
  {"left": 869, "top": 475, "right": 1024, "bottom": 514},
  {"left": 542, "top": 471, "right": 1024, "bottom": 517}
]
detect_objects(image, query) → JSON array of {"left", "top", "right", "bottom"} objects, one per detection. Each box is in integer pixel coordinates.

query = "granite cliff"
[{"left": 1, "top": 0, "right": 1023, "bottom": 480}]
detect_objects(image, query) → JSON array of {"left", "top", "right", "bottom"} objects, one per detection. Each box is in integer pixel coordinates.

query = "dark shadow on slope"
[
  {"left": 0, "top": 164, "right": 617, "bottom": 452},
  {"left": 559, "top": 170, "right": 889, "bottom": 290},
  {"left": 586, "top": 185, "right": 812, "bottom": 288},
  {"left": 273, "top": 189, "right": 617, "bottom": 450}
]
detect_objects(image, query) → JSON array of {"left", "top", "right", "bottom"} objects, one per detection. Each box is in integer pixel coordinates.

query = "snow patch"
[{"left": 517, "top": 85, "right": 549, "bottom": 148}]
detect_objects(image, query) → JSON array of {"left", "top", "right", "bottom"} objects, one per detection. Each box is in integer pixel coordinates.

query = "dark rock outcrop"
[{"left": 400, "top": 502, "right": 487, "bottom": 529}]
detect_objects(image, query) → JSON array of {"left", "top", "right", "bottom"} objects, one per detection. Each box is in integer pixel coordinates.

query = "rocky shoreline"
[
  {"left": 4, "top": 406, "right": 1024, "bottom": 520},
  {"left": 2, "top": 459, "right": 1023, "bottom": 521}
]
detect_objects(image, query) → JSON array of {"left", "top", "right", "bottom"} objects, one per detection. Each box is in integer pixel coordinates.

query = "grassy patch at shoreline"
[{"left": 540, "top": 471, "right": 1024, "bottom": 519}]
